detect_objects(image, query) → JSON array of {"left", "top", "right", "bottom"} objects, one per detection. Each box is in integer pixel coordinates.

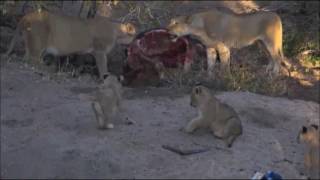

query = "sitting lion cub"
[
  {"left": 92, "top": 75, "right": 122, "bottom": 129},
  {"left": 185, "top": 85, "right": 242, "bottom": 147},
  {"left": 297, "top": 124, "right": 320, "bottom": 179}
]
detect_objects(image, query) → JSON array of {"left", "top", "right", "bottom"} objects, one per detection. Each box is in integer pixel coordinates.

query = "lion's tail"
[
  {"left": 275, "top": 16, "right": 291, "bottom": 69},
  {"left": 275, "top": 16, "right": 284, "bottom": 59}
]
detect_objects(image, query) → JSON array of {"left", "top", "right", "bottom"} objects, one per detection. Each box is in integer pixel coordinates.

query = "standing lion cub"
[
  {"left": 185, "top": 85, "right": 242, "bottom": 147},
  {"left": 92, "top": 75, "right": 122, "bottom": 129}
]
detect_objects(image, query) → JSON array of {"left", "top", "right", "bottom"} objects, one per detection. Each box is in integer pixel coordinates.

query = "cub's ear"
[
  {"left": 302, "top": 126, "right": 307, "bottom": 133},
  {"left": 311, "top": 124, "right": 318, "bottom": 130},
  {"left": 121, "top": 23, "right": 136, "bottom": 35}
]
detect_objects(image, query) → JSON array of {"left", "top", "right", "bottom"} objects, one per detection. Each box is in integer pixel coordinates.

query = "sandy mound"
[{"left": 1, "top": 61, "right": 319, "bottom": 179}]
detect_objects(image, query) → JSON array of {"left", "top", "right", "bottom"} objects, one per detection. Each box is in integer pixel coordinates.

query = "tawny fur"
[
  {"left": 5, "top": 10, "right": 136, "bottom": 79},
  {"left": 185, "top": 85, "right": 242, "bottom": 147},
  {"left": 92, "top": 75, "right": 122, "bottom": 129},
  {"left": 298, "top": 125, "right": 320, "bottom": 179},
  {"left": 167, "top": 8, "right": 288, "bottom": 76}
]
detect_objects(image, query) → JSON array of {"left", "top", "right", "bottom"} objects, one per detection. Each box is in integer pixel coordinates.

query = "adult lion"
[
  {"left": 167, "top": 8, "right": 288, "bottom": 76},
  {"left": 5, "top": 10, "right": 136, "bottom": 79}
]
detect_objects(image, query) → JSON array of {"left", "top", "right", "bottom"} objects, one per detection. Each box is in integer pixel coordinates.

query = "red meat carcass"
[{"left": 123, "top": 28, "right": 206, "bottom": 86}]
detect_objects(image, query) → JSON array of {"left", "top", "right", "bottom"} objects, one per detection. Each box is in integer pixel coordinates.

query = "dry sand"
[{"left": 1, "top": 60, "right": 319, "bottom": 179}]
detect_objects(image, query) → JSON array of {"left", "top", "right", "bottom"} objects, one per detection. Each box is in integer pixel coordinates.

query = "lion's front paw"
[
  {"left": 178, "top": 126, "right": 192, "bottom": 133},
  {"left": 97, "top": 123, "right": 114, "bottom": 130},
  {"left": 184, "top": 125, "right": 195, "bottom": 134},
  {"left": 107, "top": 123, "right": 114, "bottom": 129}
]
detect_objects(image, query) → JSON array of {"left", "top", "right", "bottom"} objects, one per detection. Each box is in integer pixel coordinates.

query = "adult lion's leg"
[
  {"left": 29, "top": 47, "right": 50, "bottom": 72},
  {"left": 93, "top": 51, "right": 109, "bottom": 80},
  {"left": 23, "top": 32, "right": 37, "bottom": 63},
  {"left": 206, "top": 47, "right": 217, "bottom": 78},
  {"left": 93, "top": 37, "right": 112, "bottom": 80},
  {"left": 183, "top": 60, "right": 192, "bottom": 74},
  {"left": 214, "top": 42, "right": 230, "bottom": 73},
  {"left": 261, "top": 39, "right": 282, "bottom": 76}
]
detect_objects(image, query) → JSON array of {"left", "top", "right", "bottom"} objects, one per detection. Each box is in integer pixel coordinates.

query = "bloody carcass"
[{"left": 123, "top": 28, "right": 206, "bottom": 86}]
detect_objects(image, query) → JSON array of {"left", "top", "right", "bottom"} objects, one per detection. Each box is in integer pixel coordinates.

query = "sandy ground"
[{"left": 1, "top": 60, "right": 319, "bottom": 179}]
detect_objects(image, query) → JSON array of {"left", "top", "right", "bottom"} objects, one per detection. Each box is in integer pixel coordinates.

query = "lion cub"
[
  {"left": 297, "top": 124, "right": 320, "bottom": 179},
  {"left": 185, "top": 85, "right": 242, "bottom": 147},
  {"left": 92, "top": 75, "right": 122, "bottom": 129}
]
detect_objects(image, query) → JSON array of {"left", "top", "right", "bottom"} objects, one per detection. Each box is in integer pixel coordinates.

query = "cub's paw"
[
  {"left": 181, "top": 126, "right": 194, "bottom": 134},
  {"left": 97, "top": 123, "right": 114, "bottom": 130},
  {"left": 106, "top": 123, "right": 114, "bottom": 129}
]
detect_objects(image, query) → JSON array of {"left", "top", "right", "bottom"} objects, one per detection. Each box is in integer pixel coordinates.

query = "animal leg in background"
[
  {"left": 92, "top": 51, "right": 109, "bottom": 80},
  {"left": 206, "top": 47, "right": 217, "bottom": 77}
]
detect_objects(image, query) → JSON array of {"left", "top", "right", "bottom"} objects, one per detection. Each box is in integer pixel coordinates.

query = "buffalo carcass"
[{"left": 123, "top": 28, "right": 206, "bottom": 86}]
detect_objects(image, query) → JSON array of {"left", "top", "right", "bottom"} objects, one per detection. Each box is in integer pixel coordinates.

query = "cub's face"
[
  {"left": 103, "top": 75, "right": 122, "bottom": 90},
  {"left": 297, "top": 124, "right": 319, "bottom": 144},
  {"left": 190, "top": 86, "right": 204, "bottom": 107}
]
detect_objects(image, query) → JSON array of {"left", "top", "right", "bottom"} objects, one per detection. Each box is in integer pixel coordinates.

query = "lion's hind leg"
[
  {"left": 206, "top": 47, "right": 217, "bottom": 78},
  {"left": 260, "top": 37, "right": 282, "bottom": 76},
  {"left": 92, "top": 101, "right": 114, "bottom": 129},
  {"left": 215, "top": 42, "right": 231, "bottom": 73},
  {"left": 222, "top": 117, "right": 242, "bottom": 148}
]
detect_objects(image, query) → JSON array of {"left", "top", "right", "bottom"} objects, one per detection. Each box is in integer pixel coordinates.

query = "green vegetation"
[{"left": 283, "top": 30, "right": 319, "bottom": 67}]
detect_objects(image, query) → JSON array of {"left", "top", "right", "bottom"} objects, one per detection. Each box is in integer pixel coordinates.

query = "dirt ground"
[
  {"left": 1, "top": 59, "right": 319, "bottom": 179},
  {"left": 0, "top": 1, "right": 319, "bottom": 179}
]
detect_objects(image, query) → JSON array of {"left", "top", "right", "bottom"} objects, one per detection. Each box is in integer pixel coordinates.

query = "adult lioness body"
[
  {"left": 6, "top": 10, "right": 136, "bottom": 79},
  {"left": 167, "top": 8, "right": 286, "bottom": 76}
]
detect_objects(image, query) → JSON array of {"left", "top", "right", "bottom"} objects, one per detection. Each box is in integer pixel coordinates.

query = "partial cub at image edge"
[{"left": 298, "top": 124, "right": 320, "bottom": 179}]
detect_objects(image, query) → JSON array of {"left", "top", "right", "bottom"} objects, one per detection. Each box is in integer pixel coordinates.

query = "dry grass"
[
  {"left": 220, "top": 65, "right": 288, "bottom": 96},
  {"left": 1, "top": 1, "right": 318, "bottom": 101},
  {"left": 156, "top": 59, "right": 288, "bottom": 98}
]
